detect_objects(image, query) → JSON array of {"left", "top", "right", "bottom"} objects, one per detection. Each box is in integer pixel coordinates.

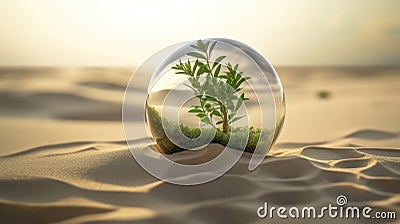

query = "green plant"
[{"left": 172, "top": 40, "right": 250, "bottom": 133}]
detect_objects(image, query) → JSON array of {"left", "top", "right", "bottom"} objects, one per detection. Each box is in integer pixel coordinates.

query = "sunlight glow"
[{"left": 0, "top": 0, "right": 399, "bottom": 66}]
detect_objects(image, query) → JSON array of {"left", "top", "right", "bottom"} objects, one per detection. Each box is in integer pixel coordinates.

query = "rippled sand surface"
[{"left": 0, "top": 66, "right": 399, "bottom": 223}]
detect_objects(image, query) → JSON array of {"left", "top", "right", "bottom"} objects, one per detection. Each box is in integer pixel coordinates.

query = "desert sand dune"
[{"left": 0, "top": 67, "right": 399, "bottom": 223}]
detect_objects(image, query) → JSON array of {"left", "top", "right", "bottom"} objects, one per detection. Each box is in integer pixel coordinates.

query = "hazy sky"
[{"left": 1, "top": 0, "right": 399, "bottom": 66}]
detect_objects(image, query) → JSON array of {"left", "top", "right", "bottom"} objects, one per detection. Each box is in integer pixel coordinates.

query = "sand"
[{"left": 0, "top": 66, "right": 399, "bottom": 223}]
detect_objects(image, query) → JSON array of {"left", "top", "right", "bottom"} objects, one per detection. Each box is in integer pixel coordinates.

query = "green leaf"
[
  {"left": 184, "top": 61, "right": 192, "bottom": 74},
  {"left": 230, "top": 115, "right": 245, "bottom": 124},
  {"left": 236, "top": 77, "right": 246, "bottom": 88},
  {"left": 227, "top": 101, "right": 235, "bottom": 111},
  {"left": 188, "top": 77, "right": 195, "bottom": 86},
  {"left": 205, "top": 95, "right": 217, "bottom": 102},
  {"left": 205, "top": 103, "right": 211, "bottom": 110},
  {"left": 190, "top": 44, "right": 200, "bottom": 50},
  {"left": 192, "top": 59, "right": 198, "bottom": 74},
  {"left": 201, "top": 98, "right": 207, "bottom": 106},
  {"left": 197, "top": 113, "right": 206, "bottom": 118},
  {"left": 187, "top": 52, "right": 206, "bottom": 60},
  {"left": 212, "top": 110, "right": 222, "bottom": 117},
  {"left": 212, "top": 56, "right": 226, "bottom": 68},
  {"left": 196, "top": 63, "right": 206, "bottom": 76},
  {"left": 240, "top": 93, "right": 245, "bottom": 99},
  {"left": 196, "top": 40, "right": 203, "bottom": 46},
  {"left": 216, "top": 120, "right": 224, "bottom": 125},
  {"left": 213, "top": 64, "right": 221, "bottom": 77},
  {"left": 201, "top": 116, "right": 211, "bottom": 124},
  {"left": 205, "top": 41, "right": 210, "bottom": 51},
  {"left": 235, "top": 98, "right": 243, "bottom": 112},
  {"left": 209, "top": 41, "right": 217, "bottom": 54},
  {"left": 188, "top": 108, "right": 203, "bottom": 113},
  {"left": 196, "top": 40, "right": 207, "bottom": 52}
]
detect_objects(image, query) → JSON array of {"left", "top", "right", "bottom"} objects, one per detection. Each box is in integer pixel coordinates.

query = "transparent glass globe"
[{"left": 145, "top": 38, "right": 285, "bottom": 155}]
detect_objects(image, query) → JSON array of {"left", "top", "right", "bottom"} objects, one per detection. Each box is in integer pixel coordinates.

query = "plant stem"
[
  {"left": 220, "top": 103, "right": 229, "bottom": 133},
  {"left": 204, "top": 47, "right": 215, "bottom": 77}
]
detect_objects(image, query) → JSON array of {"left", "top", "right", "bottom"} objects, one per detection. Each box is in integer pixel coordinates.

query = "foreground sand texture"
[{"left": 0, "top": 67, "right": 399, "bottom": 223}]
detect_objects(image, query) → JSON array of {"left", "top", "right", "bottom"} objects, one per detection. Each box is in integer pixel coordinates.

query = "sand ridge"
[
  {"left": 0, "top": 67, "right": 399, "bottom": 223},
  {"left": 0, "top": 130, "right": 399, "bottom": 223}
]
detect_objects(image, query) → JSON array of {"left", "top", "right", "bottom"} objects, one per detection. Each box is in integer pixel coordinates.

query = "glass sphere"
[{"left": 145, "top": 38, "right": 285, "bottom": 155}]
